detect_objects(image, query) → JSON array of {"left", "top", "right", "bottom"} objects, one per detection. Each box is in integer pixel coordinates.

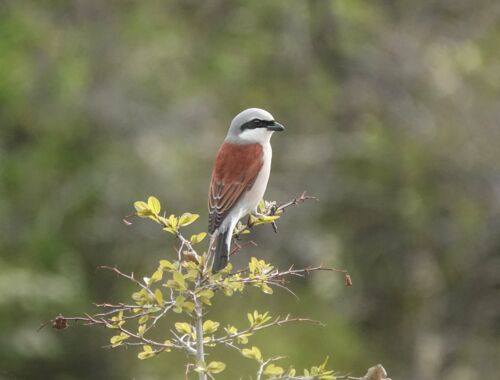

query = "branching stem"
[
  {"left": 45, "top": 193, "right": 366, "bottom": 379},
  {"left": 194, "top": 299, "right": 206, "bottom": 380}
]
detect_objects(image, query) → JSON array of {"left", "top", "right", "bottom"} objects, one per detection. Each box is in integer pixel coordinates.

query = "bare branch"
[{"left": 212, "top": 314, "right": 324, "bottom": 345}]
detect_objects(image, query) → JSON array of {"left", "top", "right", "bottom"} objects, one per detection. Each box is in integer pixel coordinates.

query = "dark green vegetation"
[{"left": 1, "top": 1, "right": 499, "bottom": 379}]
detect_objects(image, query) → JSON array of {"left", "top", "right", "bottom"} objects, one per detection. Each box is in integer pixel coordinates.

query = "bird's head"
[{"left": 226, "top": 108, "right": 285, "bottom": 144}]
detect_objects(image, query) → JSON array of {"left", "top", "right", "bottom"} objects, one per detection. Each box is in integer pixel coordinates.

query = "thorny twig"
[
  {"left": 45, "top": 192, "right": 362, "bottom": 380},
  {"left": 230, "top": 240, "right": 258, "bottom": 257},
  {"left": 97, "top": 266, "right": 156, "bottom": 299},
  {"left": 234, "top": 191, "right": 317, "bottom": 239},
  {"left": 212, "top": 314, "right": 324, "bottom": 345}
]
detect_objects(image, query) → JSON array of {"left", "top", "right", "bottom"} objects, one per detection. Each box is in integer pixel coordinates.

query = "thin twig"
[
  {"left": 212, "top": 315, "right": 324, "bottom": 345},
  {"left": 97, "top": 266, "right": 156, "bottom": 298}
]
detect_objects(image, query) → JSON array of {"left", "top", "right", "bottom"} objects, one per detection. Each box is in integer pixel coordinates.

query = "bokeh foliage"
[{"left": 1, "top": 1, "right": 499, "bottom": 379}]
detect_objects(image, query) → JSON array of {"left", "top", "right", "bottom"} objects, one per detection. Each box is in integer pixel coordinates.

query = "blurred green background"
[{"left": 1, "top": 0, "right": 499, "bottom": 379}]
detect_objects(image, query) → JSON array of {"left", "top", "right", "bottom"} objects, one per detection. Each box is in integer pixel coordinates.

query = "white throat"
[{"left": 236, "top": 128, "right": 274, "bottom": 144}]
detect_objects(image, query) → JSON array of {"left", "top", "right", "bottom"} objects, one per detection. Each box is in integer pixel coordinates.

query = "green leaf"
[
  {"left": 263, "top": 363, "right": 284, "bottom": 376},
  {"left": 134, "top": 201, "right": 148, "bottom": 212},
  {"left": 202, "top": 320, "right": 220, "bottom": 334},
  {"left": 222, "top": 280, "right": 234, "bottom": 296},
  {"left": 197, "top": 289, "right": 214, "bottom": 305},
  {"left": 181, "top": 301, "right": 195, "bottom": 313},
  {"left": 178, "top": 212, "right": 199, "bottom": 227},
  {"left": 173, "top": 271, "right": 186, "bottom": 290},
  {"left": 107, "top": 310, "right": 125, "bottom": 328},
  {"left": 259, "top": 215, "right": 280, "bottom": 222},
  {"left": 166, "top": 271, "right": 187, "bottom": 291},
  {"left": 110, "top": 333, "right": 129, "bottom": 347},
  {"left": 154, "top": 289, "right": 164, "bottom": 306},
  {"left": 111, "top": 310, "right": 124, "bottom": 322},
  {"left": 224, "top": 325, "right": 238, "bottom": 335},
  {"left": 250, "top": 310, "right": 272, "bottom": 326},
  {"left": 241, "top": 346, "right": 262, "bottom": 361},
  {"left": 248, "top": 257, "right": 274, "bottom": 276},
  {"left": 134, "top": 201, "right": 152, "bottom": 217},
  {"left": 319, "top": 356, "right": 329, "bottom": 371},
  {"left": 190, "top": 232, "right": 207, "bottom": 244},
  {"left": 173, "top": 295, "right": 185, "bottom": 313},
  {"left": 258, "top": 198, "right": 266, "bottom": 213},
  {"left": 147, "top": 196, "right": 161, "bottom": 214},
  {"left": 317, "top": 356, "right": 335, "bottom": 379},
  {"left": 249, "top": 257, "right": 258, "bottom": 273},
  {"left": 138, "top": 315, "right": 149, "bottom": 325},
  {"left": 259, "top": 283, "right": 274, "bottom": 294},
  {"left": 183, "top": 269, "right": 198, "bottom": 282},
  {"left": 164, "top": 214, "right": 178, "bottom": 231},
  {"left": 149, "top": 269, "right": 163, "bottom": 284},
  {"left": 137, "top": 345, "right": 155, "bottom": 360},
  {"left": 131, "top": 288, "right": 152, "bottom": 305},
  {"left": 206, "top": 361, "right": 226, "bottom": 374},
  {"left": 220, "top": 262, "right": 233, "bottom": 274},
  {"left": 251, "top": 214, "right": 280, "bottom": 226},
  {"left": 159, "top": 260, "right": 177, "bottom": 271},
  {"left": 237, "top": 333, "right": 251, "bottom": 345},
  {"left": 175, "top": 322, "right": 192, "bottom": 335},
  {"left": 138, "top": 324, "right": 146, "bottom": 337},
  {"left": 225, "top": 276, "right": 244, "bottom": 294}
]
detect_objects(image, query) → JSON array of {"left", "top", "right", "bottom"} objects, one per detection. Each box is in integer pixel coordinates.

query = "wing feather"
[{"left": 208, "top": 142, "right": 263, "bottom": 234}]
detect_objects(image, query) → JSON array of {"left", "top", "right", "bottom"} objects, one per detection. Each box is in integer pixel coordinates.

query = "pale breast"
[{"left": 239, "top": 142, "right": 272, "bottom": 214}]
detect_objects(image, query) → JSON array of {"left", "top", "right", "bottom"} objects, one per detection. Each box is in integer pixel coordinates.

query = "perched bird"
[{"left": 208, "top": 108, "right": 285, "bottom": 272}]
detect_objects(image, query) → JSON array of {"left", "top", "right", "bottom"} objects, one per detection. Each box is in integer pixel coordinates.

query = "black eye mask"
[{"left": 241, "top": 119, "right": 275, "bottom": 130}]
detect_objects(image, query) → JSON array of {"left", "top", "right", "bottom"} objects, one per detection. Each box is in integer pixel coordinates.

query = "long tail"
[{"left": 212, "top": 230, "right": 230, "bottom": 273}]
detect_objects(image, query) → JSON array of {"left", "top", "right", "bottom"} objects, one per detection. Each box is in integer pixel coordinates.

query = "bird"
[{"left": 208, "top": 108, "right": 285, "bottom": 272}]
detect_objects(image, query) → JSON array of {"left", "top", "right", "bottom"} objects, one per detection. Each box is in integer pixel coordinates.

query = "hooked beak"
[{"left": 267, "top": 121, "right": 285, "bottom": 132}]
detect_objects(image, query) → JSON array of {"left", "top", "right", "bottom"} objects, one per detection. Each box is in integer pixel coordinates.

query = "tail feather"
[{"left": 212, "top": 230, "right": 230, "bottom": 273}]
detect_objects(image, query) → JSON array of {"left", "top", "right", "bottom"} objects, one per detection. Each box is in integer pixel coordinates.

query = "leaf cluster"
[{"left": 50, "top": 194, "right": 349, "bottom": 379}]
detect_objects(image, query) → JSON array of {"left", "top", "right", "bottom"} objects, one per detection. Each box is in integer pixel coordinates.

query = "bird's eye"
[{"left": 252, "top": 119, "right": 263, "bottom": 127}]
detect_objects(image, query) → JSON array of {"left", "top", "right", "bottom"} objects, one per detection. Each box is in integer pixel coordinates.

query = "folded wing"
[{"left": 208, "top": 142, "right": 263, "bottom": 234}]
